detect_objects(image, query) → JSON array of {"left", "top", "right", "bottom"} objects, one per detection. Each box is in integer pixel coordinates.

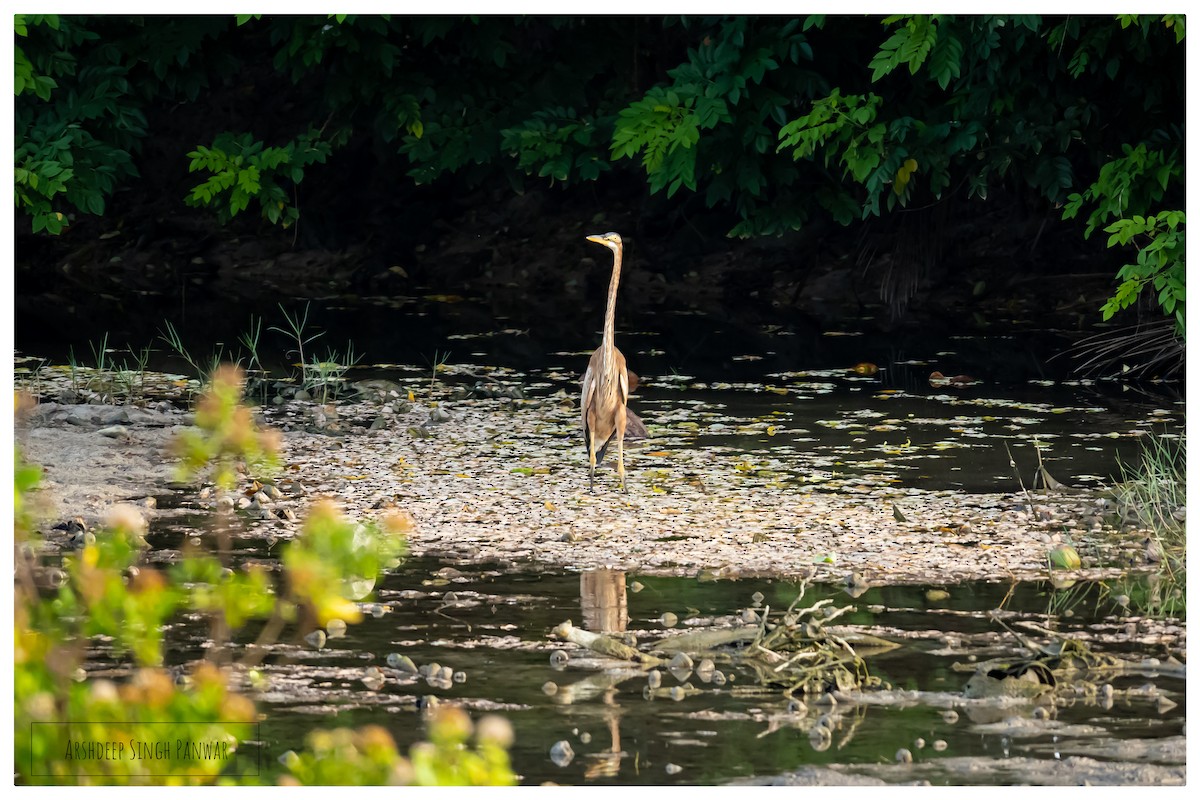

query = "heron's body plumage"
[{"left": 579, "top": 232, "right": 641, "bottom": 492}]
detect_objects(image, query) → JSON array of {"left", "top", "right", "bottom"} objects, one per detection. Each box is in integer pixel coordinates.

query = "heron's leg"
[
  {"left": 617, "top": 415, "right": 627, "bottom": 494},
  {"left": 587, "top": 429, "right": 597, "bottom": 493}
]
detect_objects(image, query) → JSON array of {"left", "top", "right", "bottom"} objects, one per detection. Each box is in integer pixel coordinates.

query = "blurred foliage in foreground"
[
  {"left": 13, "top": 14, "right": 1184, "bottom": 337},
  {"left": 14, "top": 367, "right": 516, "bottom": 785}
]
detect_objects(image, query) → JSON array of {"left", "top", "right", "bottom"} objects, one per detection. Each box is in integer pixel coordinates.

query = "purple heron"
[{"left": 581, "top": 232, "right": 646, "bottom": 493}]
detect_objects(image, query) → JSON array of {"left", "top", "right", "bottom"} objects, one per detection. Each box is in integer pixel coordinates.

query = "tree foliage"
[{"left": 13, "top": 14, "right": 1185, "bottom": 333}]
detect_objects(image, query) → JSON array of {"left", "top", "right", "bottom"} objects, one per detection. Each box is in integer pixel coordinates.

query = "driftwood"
[
  {"left": 650, "top": 626, "right": 759, "bottom": 654},
  {"left": 552, "top": 620, "right": 664, "bottom": 666}
]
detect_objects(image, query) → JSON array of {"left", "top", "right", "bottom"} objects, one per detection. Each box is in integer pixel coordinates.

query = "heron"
[{"left": 581, "top": 232, "right": 646, "bottom": 493}]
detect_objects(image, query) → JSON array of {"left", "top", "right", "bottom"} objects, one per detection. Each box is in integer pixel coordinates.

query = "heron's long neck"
[{"left": 602, "top": 246, "right": 622, "bottom": 376}]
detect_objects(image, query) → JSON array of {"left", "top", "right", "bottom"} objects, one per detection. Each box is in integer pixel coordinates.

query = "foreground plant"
[{"left": 14, "top": 367, "right": 515, "bottom": 785}]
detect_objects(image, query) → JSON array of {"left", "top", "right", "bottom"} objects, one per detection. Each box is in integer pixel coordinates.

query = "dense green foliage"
[{"left": 14, "top": 14, "right": 1185, "bottom": 333}]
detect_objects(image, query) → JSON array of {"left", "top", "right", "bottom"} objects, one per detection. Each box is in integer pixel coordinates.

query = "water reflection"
[
  {"left": 576, "top": 569, "right": 631, "bottom": 780},
  {"left": 580, "top": 569, "right": 628, "bottom": 633}
]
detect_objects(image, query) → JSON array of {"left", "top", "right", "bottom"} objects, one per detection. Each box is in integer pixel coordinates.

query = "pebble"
[
  {"left": 304, "top": 630, "right": 326, "bottom": 650},
  {"left": 932, "top": 740, "right": 948, "bottom": 751},
  {"left": 750, "top": 591, "right": 765, "bottom": 606},
  {"left": 235, "top": 496, "right": 251, "bottom": 510},
  {"left": 895, "top": 748, "right": 913, "bottom": 763},
  {"left": 711, "top": 671, "right": 727, "bottom": 686},
  {"left": 253, "top": 491, "right": 270, "bottom": 505},
  {"left": 815, "top": 692, "right": 837, "bottom": 708},
  {"left": 453, "top": 671, "right": 467, "bottom": 684},
  {"left": 668, "top": 653, "right": 693, "bottom": 671},
  {"left": 647, "top": 670, "right": 662, "bottom": 689},
  {"left": 787, "top": 697, "right": 807, "bottom": 715},
  {"left": 629, "top": 581, "right": 644, "bottom": 593},
  {"left": 550, "top": 650, "right": 570, "bottom": 668},
  {"left": 362, "top": 667, "right": 386, "bottom": 691},
  {"left": 294, "top": 389, "right": 312, "bottom": 402},
  {"left": 97, "top": 425, "right": 130, "bottom": 439},
  {"left": 942, "top": 710, "right": 959, "bottom": 724},
  {"left": 100, "top": 409, "right": 129, "bottom": 425},
  {"left": 659, "top": 611, "right": 678, "bottom": 628},
  {"left": 326, "top": 619, "right": 347, "bottom": 639},
  {"left": 387, "top": 654, "right": 417, "bottom": 674},
  {"left": 914, "top": 737, "right": 926, "bottom": 749},
  {"left": 549, "top": 740, "right": 574, "bottom": 767},
  {"left": 665, "top": 763, "right": 682, "bottom": 775},
  {"left": 541, "top": 681, "right": 558, "bottom": 696}
]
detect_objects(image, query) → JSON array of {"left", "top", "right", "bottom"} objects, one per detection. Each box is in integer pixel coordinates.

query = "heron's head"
[{"left": 585, "top": 232, "right": 622, "bottom": 252}]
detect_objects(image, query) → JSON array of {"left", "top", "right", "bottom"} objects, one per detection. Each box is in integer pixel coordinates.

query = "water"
[
  {"left": 213, "top": 557, "right": 1183, "bottom": 786},
  {"left": 18, "top": 291, "right": 1185, "bottom": 785}
]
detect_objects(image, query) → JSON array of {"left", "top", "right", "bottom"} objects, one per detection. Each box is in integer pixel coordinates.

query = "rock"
[
  {"left": 304, "top": 630, "right": 326, "bottom": 650},
  {"left": 895, "top": 748, "right": 913, "bottom": 763},
  {"left": 668, "top": 653, "right": 693, "bottom": 671},
  {"left": 387, "top": 653, "right": 418, "bottom": 674},
  {"left": 100, "top": 409, "right": 130, "bottom": 425},
  {"left": 326, "top": 619, "right": 347, "bottom": 638},
  {"left": 67, "top": 408, "right": 96, "bottom": 426},
  {"left": 97, "top": 425, "right": 130, "bottom": 439},
  {"left": 549, "top": 740, "right": 574, "bottom": 767}
]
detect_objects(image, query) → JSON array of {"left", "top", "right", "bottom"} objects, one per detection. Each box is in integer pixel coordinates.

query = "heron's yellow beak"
[{"left": 585, "top": 234, "right": 606, "bottom": 244}]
